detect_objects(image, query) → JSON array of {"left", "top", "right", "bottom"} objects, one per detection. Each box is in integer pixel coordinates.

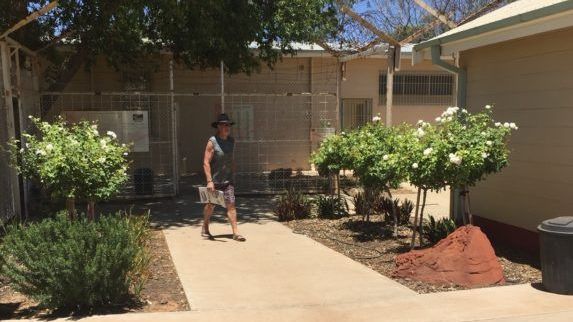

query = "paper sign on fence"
[{"left": 198, "top": 187, "right": 226, "bottom": 208}]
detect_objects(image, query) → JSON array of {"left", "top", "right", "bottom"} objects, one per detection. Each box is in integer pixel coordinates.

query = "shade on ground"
[{"left": 9, "top": 195, "right": 573, "bottom": 321}]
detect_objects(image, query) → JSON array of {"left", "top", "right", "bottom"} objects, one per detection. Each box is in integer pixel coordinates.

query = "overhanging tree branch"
[
  {"left": 339, "top": 5, "right": 400, "bottom": 47},
  {"left": 0, "top": 1, "right": 59, "bottom": 39},
  {"left": 399, "top": 19, "right": 441, "bottom": 45},
  {"left": 456, "top": 0, "right": 505, "bottom": 26},
  {"left": 413, "top": 0, "right": 457, "bottom": 29}
]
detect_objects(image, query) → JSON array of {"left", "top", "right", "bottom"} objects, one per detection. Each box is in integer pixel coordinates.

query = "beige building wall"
[
  {"left": 461, "top": 26, "right": 573, "bottom": 232},
  {"left": 48, "top": 53, "right": 450, "bottom": 175},
  {"left": 173, "top": 55, "right": 338, "bottom": 173},
  {"left": 51, "top": 54, "right": 339, "bottom": 174},
  {"left": 340, "top": 57, "right": 449, "bottom": 125}
]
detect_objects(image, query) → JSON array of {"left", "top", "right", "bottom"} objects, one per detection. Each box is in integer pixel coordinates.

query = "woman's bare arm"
[{"left": 203, "top": 140, "right": 215, "bottom": 190}]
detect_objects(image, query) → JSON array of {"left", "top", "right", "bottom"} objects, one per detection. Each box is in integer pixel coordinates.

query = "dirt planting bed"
[{"left": 284, "top": 216, "right": 541, "bottom": 294}]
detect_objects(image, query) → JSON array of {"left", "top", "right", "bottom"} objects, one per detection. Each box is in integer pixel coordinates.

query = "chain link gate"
[
  {"left": 224, "top": 93, "right": 337, "bottom": 194},
  {"left": 40, "top": 93, "right": 178, "bottom": 198}
]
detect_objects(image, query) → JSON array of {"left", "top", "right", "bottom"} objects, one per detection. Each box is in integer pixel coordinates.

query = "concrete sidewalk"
[{"left": 8, "top": 196, "right": 573, "bottom": 321}]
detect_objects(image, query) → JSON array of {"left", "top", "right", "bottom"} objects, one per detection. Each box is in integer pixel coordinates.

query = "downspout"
[
  {"left": 430, "top": 45, "right": 466, "bottom": 223},
  {"left": 430, "top": 45, "right": 466, "bottom": 109}
]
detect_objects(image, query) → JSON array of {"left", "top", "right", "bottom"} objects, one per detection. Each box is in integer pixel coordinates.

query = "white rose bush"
[
  {"left": 312, "top": 104, "right": 517, "bottom": 244},
  {"left": 312, "top": 123, "right": 413, "bottom": 236},
  {"left": 9, "top": 117, "right": 130, "bottom": 220}
]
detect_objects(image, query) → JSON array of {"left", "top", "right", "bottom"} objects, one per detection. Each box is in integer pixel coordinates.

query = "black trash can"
[
  {"left": 537, "top": 216, "right": 573, "bottom": 294},
  {"left": 134, "top": 168, "right": 154, "bottom": 195}
]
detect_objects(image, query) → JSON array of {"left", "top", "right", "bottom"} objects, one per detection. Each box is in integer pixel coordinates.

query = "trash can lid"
[{"left": 538, "top": 216, "right": 573, "bottom": 234}]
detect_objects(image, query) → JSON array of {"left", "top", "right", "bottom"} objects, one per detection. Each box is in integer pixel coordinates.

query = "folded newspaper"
[{"left": 198, "top": 187, "right": 226, "bottom": 208}]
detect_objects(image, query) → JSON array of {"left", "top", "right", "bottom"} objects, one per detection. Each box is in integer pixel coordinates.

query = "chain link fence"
[{"left": 40, "top": 93, "right": 177, "bottom": 198}]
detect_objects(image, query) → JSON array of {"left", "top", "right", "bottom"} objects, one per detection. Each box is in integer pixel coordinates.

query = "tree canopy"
[{"left": 1, "top": 0, "right": 340, "bottom": 91}]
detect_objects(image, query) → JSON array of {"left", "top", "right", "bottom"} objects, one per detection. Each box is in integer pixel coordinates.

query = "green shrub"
[
  {"left": 9, "top": 117, "right": 130, "bottom": 202},
  {"left": 353, "top": 189, "right": 384, "bottom": 221},
  {"left": 274, "top": 189, "right": 313, "bottom": 221},
  {"left": 422, "top": 215, "right": 457, "bottom": 245},
  {"left": 0, "top": 212, "right": 150, "bottom": 310},
  {"left": 316, "top": 195, "right": 348, "bottom": 219},
  {"left": 382, "top": 198, "right": 414, "bottom": 226}
]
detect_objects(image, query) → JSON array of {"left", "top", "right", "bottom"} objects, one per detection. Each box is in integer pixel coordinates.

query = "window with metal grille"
[{"left": 379, "top": 72, "right": 454, "bottom": 105}]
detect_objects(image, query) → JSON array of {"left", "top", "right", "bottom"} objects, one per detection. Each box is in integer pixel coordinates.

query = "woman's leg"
[
  {"left": 203, "top": 203, "right": 215, "bottom": 234},
  {"left": 226, "top": 203, "right": 239, "bottom": 235},
  {"left": 224, "top": 185, "right": 245, "bottom": 240}
]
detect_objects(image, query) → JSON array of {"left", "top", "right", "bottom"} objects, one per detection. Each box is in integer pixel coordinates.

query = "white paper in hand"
[{"left": 198, "top": 187, "right": 227, "bottom": 208}]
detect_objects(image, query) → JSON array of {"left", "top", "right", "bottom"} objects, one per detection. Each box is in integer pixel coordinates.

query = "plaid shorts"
[{"left": 215, "top": 183, "right": 236, "bottom": 205}]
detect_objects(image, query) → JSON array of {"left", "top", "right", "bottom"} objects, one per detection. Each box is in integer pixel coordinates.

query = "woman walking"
[{"left": 202, "top": 113, "right": 246, "bottom": 241}]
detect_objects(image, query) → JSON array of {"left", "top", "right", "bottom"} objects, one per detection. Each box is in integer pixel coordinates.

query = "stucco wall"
[
  {"left": 461, "top": 26, "right": 573, "bottom": 232},
  {"left": 51, "top": 53, "right": 450, "bottom": 174},
  {"left": 341, "top": 57, "right": 449, "bottom": 125}
]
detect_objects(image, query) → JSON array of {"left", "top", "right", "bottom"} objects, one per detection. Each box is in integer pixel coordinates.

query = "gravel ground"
[{"left": 284, "top": 215, "right": 541, "bottom": 294}]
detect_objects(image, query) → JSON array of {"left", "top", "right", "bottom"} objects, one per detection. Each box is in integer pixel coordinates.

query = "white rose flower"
[
  {"left": 45, "top": 143, "right": 54, "bottom": 151},
  {"left": 100, "top": 139, "right": 107, "bottom": 147},
  {"left": 480, "top": 131, "right": 486, "bottom": 136},
  {"left": 486, "top": 140, "right": 493, "bottom": 146},
  {"left": 107, "top": 131, "right": 117, "bottom": 139},
  {"left": 417, "top": 120, "right": 424, "bottom": 125},
  {"left": 503, "top": 122, "right": 510, "bottom": 128},
  {"left": 372, "top": 115, "right": 382, "bottom": 122},
  {"left": 341, "top": 131, "right": 345, "bottom": 135},
  {"left": 495, "top": 122, "right": 501, "bottom": 127},
  {"left": 19, "top": 148, "right": 24, "bottom": 153},
  {"left": 416, "top": 128, "right": 425, "bottom": 138},
  {"left": 461, "top": 109, "right": 468, "bottom": 113},
  {"left": 36, "top": 149, "right": 46, "bottom": 156},
  {"left": 509, "top": 122, "right": 518, "bottom": 130},
  {"left": 98, "top": 157, "right": 106, "bottom": 163},
  {"left": 423, "top": 148, "right": 433, "bottom": 156},
  {"left": 412, "top": 163, "right": 419, "bottom": 169},
  {"left": 449, "top": 153, "right": 462, "bottom": 165},
  {"left": 123, "top": 152, "right": 129, "bottom": 156},
  {"left": 28, "top": 115, "right": 33, "bottom": 120},
  {"left": 25, "top": 143, "right": 30, "bottom": 148},
  {"left": 435, "top": 117, "right": 441, "bottom": 122},
  {"left": 485, "top": 105, "right": 492, "bottom": 110},
  {"left": 482, "top": 152, "right": 489, "bottom": 159},
  {"left": 383, "top": 154, "right": 389, "bottom": 161},
  {"left": 447, "top": 116, "right": 453, "bottom": 122}
]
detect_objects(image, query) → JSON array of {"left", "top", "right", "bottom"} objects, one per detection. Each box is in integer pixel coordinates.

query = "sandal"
[
  {"left": 201, "top": 226, "right": 213, "bottom": 238},
  {"left": 233, "top": 234, "right": 246, "bottom": 242}
]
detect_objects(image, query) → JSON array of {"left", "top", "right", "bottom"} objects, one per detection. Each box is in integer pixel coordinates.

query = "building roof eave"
[{"left": 414, "top": 0, "right": 573, "bottom": 54}]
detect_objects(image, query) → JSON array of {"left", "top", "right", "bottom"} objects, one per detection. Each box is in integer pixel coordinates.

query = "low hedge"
[{"left": 0, "top": 212, "right": 150, "bottom": 310}]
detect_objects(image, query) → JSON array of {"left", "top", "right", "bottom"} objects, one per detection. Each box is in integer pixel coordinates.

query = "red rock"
[{"left": 393, "top": 225, "right": 505, "bottom": 287}]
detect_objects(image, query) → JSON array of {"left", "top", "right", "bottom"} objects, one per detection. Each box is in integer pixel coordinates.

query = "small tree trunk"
[
  {"left": 386, "top": 188, "right": 398, "bottom": 238},
  {"left": 87, "top": 199, "right": 96, "bottom": 221},
  {"left": 337, "top": 173, "right": 341, "bottom": 200},
  {"left": 410, "top": 187, "right": 422, "bottom": 249},
  {"left": 66, "top": 197, "right": 76, "bottom": 220},
  {"left": 418, "top": 189, "right": 428, "bottom": 246},
  {"left": 460, "top": 188, "right": 467, "bottom": 226},
  {"left": 464, "top": 186, "right": 473, "bottom": 225}
]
